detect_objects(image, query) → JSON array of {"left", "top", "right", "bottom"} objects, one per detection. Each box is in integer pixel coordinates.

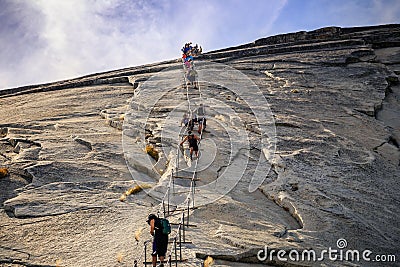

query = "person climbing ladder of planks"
[{"left": 179, "top": 131, "right": 201, "bottom": 160}]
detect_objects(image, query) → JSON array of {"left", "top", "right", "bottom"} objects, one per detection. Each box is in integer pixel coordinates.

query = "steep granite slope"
[{"left": 0, "top": 24, "right": 399, "bottom": 267}]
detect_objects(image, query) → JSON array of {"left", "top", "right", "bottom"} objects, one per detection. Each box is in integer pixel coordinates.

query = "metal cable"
[{"left": 134, "top": 51, "right": 205, "bottom": 266}]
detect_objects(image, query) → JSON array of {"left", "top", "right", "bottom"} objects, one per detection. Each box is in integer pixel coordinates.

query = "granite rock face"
[{"left": 0, "top": 24, "right": 399, "bottom": 267}]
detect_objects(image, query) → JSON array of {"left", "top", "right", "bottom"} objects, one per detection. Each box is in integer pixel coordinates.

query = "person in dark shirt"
[
  {"left": 147, "top": 214, "right": 168, "bottom": 267},
  {"left": 196, "top": 104, "right": 206, "bottom": 134},
  {"left": 179, "top": 131, "right": 201, "bottom": 160}
]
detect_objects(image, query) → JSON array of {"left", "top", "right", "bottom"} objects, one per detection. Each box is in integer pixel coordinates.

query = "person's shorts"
[
  {"left": 152, "top": 235, "right": 168, "bottom": 257},
  {"left": 190, "top": 144, "right": 199, "bottom": 151},
  {"left": 198, "top": 117, "right": 206, "bottom": 126}
]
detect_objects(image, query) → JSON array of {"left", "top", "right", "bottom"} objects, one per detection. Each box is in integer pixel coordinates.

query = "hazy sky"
[{"left": 0, "top": 0, "right": 399, "bottom": 89}]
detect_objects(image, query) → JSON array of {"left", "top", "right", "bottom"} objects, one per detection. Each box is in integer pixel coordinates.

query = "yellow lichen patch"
[
  {"left": 119, "top": 114, "right": 125, "bottom": 121},
  {"left": 55, "top": 259, "right": 62, "bottom": 267},
  {"left": 116, "top": 252, "right": 124, "bottom": 263},
  {"left": 0, "top": 127, "right": 7, "bottom": 137},
  {"left": 134, "top": 227, "right": 144, "bottom": 243},
  {"left": 0, "top": 168, "right": 9, "bottom": 178},
  {"left": 145, "top": 144, "right": 159, "bottom": 161},
  {"left": 204, "top": 256, "right": 214, "bottom": 267},
  {"left": 290, "top": 89, "right": 299, "bottom": 93},
  {"left": 119, "top": 184, "right": 152, "bottom": 202},
  {"left": 215, "top": 114, "right": 226, "bottom": 122},
  {"left": 126, "top": 185, "right": 142, "bottom": 195},
  {"left": 126, "top": 184, "right": 152, "bottom": 195},
  {"left": 119, "top": 194, "right": 127, "bottom": 202}
]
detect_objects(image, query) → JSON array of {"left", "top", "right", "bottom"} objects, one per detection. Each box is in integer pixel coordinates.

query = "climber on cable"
[
  {"left": 186, "top": 68, "right": 198, "bottom": 88},
  {"left": 147, "top": 214, "right": 168, "bottom": 267},
  {"left": 196, "top": 103, "right": 206, "bottom": 134},
  {"left": 180, "top": 130, "right": 201, "bottom": 160},
  {"left": 180, "top": 112, "right": 190, "bottom": 127},
  {"left": 181, "top": 42, "right": 192, "bottom": 54}
]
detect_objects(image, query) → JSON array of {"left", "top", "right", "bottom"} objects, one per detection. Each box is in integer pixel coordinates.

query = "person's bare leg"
[
  {"left": 152, "top": 255, "right": 157, "bottom": 267},
  {"left": 159, "top": 256, "right": 165, "bottom": 264}
]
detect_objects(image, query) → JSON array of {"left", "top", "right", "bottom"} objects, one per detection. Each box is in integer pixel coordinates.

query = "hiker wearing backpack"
[{"left": 147, "top": 214, "right": 171, "bottom": 267}]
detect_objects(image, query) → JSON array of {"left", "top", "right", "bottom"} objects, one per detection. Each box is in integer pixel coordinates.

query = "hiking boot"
[{"left": 157, "top": 264, "right": 164, "bottom": 267}]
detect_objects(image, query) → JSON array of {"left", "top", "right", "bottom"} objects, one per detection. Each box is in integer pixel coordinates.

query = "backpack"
[{"left": 160, "top": 218, "right": 171, "bottom": 235}]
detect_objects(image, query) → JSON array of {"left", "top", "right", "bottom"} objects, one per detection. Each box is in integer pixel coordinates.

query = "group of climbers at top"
[
  {"left": 181, "top": 42, "right": 202, "bottom": 68},
  {"left": 181, "top": 42, "right": 202, "bottom": 57},
  {"left": 179, "top": 42, "right": 206, "bottom": 161},
  {"left": 145, "top": 44, "right": 205, "bottom": 267},
  {"left": 181, "top": 42, "right": 202, "bottom": 89}
]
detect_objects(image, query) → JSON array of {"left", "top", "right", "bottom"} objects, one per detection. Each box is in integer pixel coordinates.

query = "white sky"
[{"left": 0, "top": 0, "right": 399, "bottom": 89}]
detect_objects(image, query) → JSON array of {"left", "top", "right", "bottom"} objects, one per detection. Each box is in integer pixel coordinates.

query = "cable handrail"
[
  {"left": 134, "top": 50, "right": 205, "bottom": 266},
  {"left": 163, "top": 55, "right": 205, "bottom": 266}
]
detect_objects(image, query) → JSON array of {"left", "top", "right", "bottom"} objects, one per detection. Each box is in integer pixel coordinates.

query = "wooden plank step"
[
  {"left": 170, "top": 222, "right": 197, "bottom": 227},
  {"left": 168, "top": 240, "right": 193, "bottom": 244},
  {"left": 171, "top": 207, "right": 198, "bottom": 212},
  {"left": 173, "top": 175, "right": 200, "bottom": 181},
  {"left": 143, "top": 259, "right": 187, "bottom": 264},
  {"left": 172, "top": 190, "right": 198, "bottom": 195}
]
